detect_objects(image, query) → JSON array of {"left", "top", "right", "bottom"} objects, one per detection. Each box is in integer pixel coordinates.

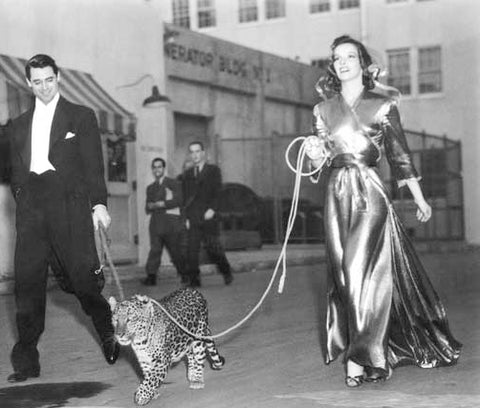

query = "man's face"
[
  {"left": 189, "top": 144, "right": 205, "bottom": 165},
  {"left": 27, "top": 66, "right": 59, "bottom": 105},
  {"left": 151, "top": 160, "right": 165, "bottom": 179}
]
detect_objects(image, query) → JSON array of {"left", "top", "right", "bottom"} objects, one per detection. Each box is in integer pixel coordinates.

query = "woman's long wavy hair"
[{"left": 320, "top": 35, "right": 377, "bottom": 96}]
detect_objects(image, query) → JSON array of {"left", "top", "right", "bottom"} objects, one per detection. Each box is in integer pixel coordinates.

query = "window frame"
[
  {"left": 238, "top": 0, "right": 258, "bottom": 23},
  {"left": 172, "top": 0, "right": 191, "bottom": 28},
  {"left": 265, "top": 0, "right": 286, "bottom": 20},
  {"left": 197, "top": 0, "right": 216, "bottom": 28},
  {"left": 338, "top": 0, "right": 360, "bottom": 10},
  {"left": 309, "top": 0, "right": 331, "bottom": 13},
  {"left": 386, "top": 48, "right": 412, "bottom": 96},
  {"left": 418, "top": 45, "right": 442, "bottom": 95}
]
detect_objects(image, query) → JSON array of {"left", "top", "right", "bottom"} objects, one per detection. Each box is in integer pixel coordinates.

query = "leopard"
[{"left": 108, "top": 288, "right": 225, "bottom": 406}]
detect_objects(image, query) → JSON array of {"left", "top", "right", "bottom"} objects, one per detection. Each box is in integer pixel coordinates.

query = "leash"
[
  {"left": 100, "top": 136, "right": 324, "bottom": 341},
  {"left": 97, "top": 225, "right": 125, "bottom": 301}
]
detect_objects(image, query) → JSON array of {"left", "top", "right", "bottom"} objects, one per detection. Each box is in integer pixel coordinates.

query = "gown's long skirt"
[{"left": 323, "top": 163, "right": 461, "bottom": 373}]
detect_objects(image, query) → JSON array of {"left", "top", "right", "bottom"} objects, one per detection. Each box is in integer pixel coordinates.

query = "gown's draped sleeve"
[
  {"left": 312, "top": 103, "right": 329, "bottom": 139},
  {"left": 310, "top": 103, "right": 330, "bottom": 183},
  {"left": 381, "top": 102, "right": 420, "bottom": 187}
]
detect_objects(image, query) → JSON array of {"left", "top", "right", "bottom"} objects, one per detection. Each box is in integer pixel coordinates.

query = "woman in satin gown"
[{"left": 308, "top": 35, "right": 461, "bottom": 387}]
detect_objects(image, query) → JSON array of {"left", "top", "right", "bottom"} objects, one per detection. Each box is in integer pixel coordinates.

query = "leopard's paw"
[
  {"left": 134, "top": 388, "right": 155, "bottom": 406},
  {"left": 189, "top": 380, "right": 205, "bottom": 390}
]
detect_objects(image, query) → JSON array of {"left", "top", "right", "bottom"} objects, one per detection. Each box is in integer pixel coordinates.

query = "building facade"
[
  {"left": 156, "top": 0, "right": 480, "bottom": 244},
  {"left": 0, "top": 0, "right": 322, "bottom": 281}
]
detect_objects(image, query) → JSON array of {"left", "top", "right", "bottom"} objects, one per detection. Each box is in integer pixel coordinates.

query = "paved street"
[{"left": 0, "top": 246, "right": 479, "bottom": 408}]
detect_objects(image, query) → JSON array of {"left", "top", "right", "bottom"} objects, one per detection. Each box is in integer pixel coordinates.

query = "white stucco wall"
[{"left": 366, "top": 0, "right": 480, "bottom": 243}]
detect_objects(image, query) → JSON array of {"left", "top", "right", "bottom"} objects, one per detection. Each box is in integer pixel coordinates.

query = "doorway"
[{"left": 173, "top": 113, "right": 211, "bottom": 177}]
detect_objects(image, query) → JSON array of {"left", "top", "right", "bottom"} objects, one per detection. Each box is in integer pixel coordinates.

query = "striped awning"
[{"left": 0, "top": 54, "right": 136, "bottom": 140}]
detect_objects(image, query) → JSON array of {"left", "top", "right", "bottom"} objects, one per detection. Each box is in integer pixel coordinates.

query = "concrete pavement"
[{"left": 0, "top": 241, "right": 479, "bottom": 408}]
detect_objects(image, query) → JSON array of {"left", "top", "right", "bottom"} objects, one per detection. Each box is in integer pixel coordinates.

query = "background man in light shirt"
[
  {"left": 7, "top": 54, "right": 119, "bottom": 383},
  {"left": 142, "top": 157, "right": 187, "bottom": 286}
]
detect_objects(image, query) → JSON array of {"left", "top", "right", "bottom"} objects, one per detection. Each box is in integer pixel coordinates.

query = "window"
[
  {"left": 310, "top": 0, "right": 330, "bottom": 13},
  {"left": 266, "top": 0, "right": 285, "bottom": 19},
  {"left": 387, "top": 48, "right": 411, "bottom": 95},
  {"left": 107, "top": 139, "right": 127, "bottom": 183},
  {"left": 339, "top": 0, "right": 360, "bottom": 9},
  {"left": 198, "top": 0, "right": 216, "bottom": 28},
  {"left": 172, "top": 0, "right": 190, "bottom": 28},
  {"left": 239, "top": 0, "right": 258, "bottom": 23},
  {"left": 418, "top": 46, "right": 442, "bottom": 94}
]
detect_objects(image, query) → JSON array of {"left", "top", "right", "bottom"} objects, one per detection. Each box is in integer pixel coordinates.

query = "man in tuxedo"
[
  {"left": 142, "top": 157, "right": 187, "bottom": 286},
  {"left": 7, "top": 54, "right": 119, "bottom": 382},
  {"left": 181, "top": 141, "right": 233, "bottom": 288}
]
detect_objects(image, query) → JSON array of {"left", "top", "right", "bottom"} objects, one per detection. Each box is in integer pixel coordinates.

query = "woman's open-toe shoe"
[
  {"left": 345, "top": 375, "right": 364, "bottom": 388},
  {"left": 364, "top": 365, "right": 393, "bottom": 383}
]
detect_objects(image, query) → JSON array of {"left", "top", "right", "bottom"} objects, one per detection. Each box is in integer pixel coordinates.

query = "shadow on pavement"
[{"left": 0, "top": 381, "right": 111, "bottom": 408}]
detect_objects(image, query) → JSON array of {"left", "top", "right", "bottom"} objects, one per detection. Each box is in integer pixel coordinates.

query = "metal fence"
[{"left": 217, "top": 129, "right": 464, "bottom": 244}]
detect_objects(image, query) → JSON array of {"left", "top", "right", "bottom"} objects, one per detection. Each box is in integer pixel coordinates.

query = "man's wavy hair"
[
  {"left": 25, "top": 54, "right": 59, "bottom": 80},
  {"left": 322, "top": 35, "right": 376, "bottom": 95}
]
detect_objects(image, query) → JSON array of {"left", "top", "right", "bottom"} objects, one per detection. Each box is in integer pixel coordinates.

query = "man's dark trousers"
[
  {"left": 11, "top": 171, "right": 112, "bottom": 373},
  {"left": 145, "top": 215, "right": 187, "bottom": 280},
  {"left": 186, "top": 218, "right": 231, "bottom": 283}
]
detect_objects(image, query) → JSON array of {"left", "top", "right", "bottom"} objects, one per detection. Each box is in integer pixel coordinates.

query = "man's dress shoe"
[
  {"left": 7, "top": 369, "right": 40, "bottom": 383},
  {"left": 102, "top": 338, "right": 120, "bottom": 365},
  {"left": 224, "top": 272, "right": 234, "bottom": 285},
  {"left": 141, "top": 275, "right": 157, "bottom": 286}
]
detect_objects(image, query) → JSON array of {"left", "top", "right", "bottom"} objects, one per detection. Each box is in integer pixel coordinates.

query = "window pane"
[
  {"left": 339, "top": 0, "right": 360, "bottom": 9},
  {"left": 107, "top": 139, "right": 127, "bottom": 183},
  {"left": 266, "top": 0, "right": 286, "bottom": 19},
  {"left": 419, "top": 46, "right": 442, "bottom": 94},
  {"left": 387, "top": 48, "right": 411, "bottom": 95},
  {"left": 310, "top": 0, "right": 330, "bottom": 13},
  {"left": 239, "top": 0, "right": 258, "bottom": 22},
  {"left": 198, "top": 0, "right": 216, "bottom": 27},
  {"left": 172, "top": 0, "right": 190, "bottom": 28}
]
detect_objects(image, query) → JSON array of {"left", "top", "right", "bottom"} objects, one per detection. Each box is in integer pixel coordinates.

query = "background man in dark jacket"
[
  {"left": 143, "top": 157, "right": 186, "bottom": 286},
  {"left": 7, "top": 54, "right": 119, "bottom": 383},
  {"left": 181, "top": 141, "right": 233, "bottom": 288}
]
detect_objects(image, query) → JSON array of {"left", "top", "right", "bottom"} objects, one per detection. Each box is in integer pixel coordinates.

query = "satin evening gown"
[{"left": 312, "top": 90, "right": 461, "bottom": 375}]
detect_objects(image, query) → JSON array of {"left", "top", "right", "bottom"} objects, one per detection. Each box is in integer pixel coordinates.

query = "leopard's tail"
[{"left": 205, "top": 340, "right": 225, "bottom": 370}]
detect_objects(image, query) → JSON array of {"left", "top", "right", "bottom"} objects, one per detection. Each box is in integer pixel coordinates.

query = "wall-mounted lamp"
[
  {"left": 143, "top": 85, "right": 170, "bottom": 107},
  {"left": 116, "top": 74, "right": 170, "bottom": 108}
]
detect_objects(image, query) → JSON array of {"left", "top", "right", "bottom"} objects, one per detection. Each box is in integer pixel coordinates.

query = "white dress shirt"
[{"left": 30, "top": 93, "right": 59, "bottom": 174}]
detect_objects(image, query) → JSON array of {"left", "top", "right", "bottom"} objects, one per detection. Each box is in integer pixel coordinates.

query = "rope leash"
[{"left": 99, "top": 136, "right": 323, "bottom": 341}]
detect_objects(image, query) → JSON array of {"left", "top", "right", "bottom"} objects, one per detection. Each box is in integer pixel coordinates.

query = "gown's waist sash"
[
  {"left": 329, "top": 153, "right": 378, "bottom": 212},
  {"left": 330, "top": 153, "right": 377, "bottom": 168}
]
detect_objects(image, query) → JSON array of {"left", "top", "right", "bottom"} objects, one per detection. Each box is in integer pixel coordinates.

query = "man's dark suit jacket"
[
  {"left": 146, "top": 176, "right": 183, "bottom": 234},
  {"left": 182, "top": 163, "right": 222, "bottom": 225},
  {"left": 9, "top": 96, "right": 107, "bottom": 207},
  {"left": 8, "top": 95, "right": 107, "bottom": 290}
]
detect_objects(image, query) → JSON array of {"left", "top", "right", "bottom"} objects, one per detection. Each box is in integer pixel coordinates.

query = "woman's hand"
[
  {"left": 415, "top": 199, "right": 432, "bottom": 223},
  {"left": 305, "top": 136, "right": 325, "bottom": 161}
]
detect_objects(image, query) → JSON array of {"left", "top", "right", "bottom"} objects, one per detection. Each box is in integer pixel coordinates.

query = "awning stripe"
[
  {"left": 0, "top": 56, "right": 30, "bottom": 93},
  {"left": 0, "top": 54, "right": 136, "bottom": 138}
]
